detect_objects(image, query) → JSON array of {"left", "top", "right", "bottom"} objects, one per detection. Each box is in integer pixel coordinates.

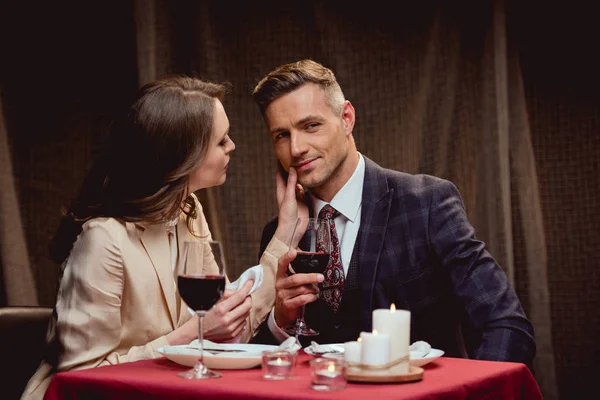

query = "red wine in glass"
[
  {"left": 289, "top": 252, "right": 330, "bottom": 275},
  {"left": 284, "top": 218, "right": 332, "bottom": 337},
  {"left": 176, "top": 240, "right": 226, "bottom": 380},
  {"left": 177, "top": 275, "right": 225, "bottom": 311}
]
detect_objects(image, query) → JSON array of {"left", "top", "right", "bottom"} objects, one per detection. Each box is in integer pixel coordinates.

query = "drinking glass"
[
  {"left": 176, "top": 240, "right": 226, "bottom": 379},
  {"left": 283, "top": 217, "right": 331, "bottom": 337}
]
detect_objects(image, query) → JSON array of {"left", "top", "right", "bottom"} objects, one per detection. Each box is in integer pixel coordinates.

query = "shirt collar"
[{"left": 312, "top": 153, "right": 365, "bottom": 223}]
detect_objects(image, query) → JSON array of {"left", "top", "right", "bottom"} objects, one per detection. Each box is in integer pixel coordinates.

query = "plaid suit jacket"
[{"left": 256, "top": 156, "right": 536, "bottom": 365}]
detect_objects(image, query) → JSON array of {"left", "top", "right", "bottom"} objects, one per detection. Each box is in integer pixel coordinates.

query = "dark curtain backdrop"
[{"left": 1, "top": 1, "right": 598, "bottom": 399}]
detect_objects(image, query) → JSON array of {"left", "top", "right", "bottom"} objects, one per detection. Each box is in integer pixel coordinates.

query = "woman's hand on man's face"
[{"left": 274, "top": 167, "right": 309, "bottom": 244}]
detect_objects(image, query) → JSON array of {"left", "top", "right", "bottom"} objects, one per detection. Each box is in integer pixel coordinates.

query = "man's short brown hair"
[{"left": 252, "top": 59, "right": 345, "bottom": 116}]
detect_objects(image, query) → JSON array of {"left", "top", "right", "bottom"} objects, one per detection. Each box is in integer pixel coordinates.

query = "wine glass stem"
[
  {"left": 296, "top": 304, "right": 307, "bottom": 338},
  {"left": 195, "top": 311, "right": 206, "bottom": 373},
  {"left": 298, "top": 304, "right": 307, "bottom": 324}
]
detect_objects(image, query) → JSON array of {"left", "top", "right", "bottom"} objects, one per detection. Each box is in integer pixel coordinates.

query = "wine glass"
[
  {"left": 283, "top": 217, "right": 331, "bottom": 337},
  {"left": 176, "top": 240, "right": 227, "bottom": 379}
]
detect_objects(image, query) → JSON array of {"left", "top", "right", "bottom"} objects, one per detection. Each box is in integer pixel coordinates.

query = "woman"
[{"left": 22, "top": 76, "right": 297, "bottom": 399}]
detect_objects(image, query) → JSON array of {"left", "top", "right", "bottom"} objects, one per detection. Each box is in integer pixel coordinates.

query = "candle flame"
[
  {"left": 390, "top": 303, "right": 396, "bottom": 312},
  {"left": 357, "top": 337, "right": 362, "bottom": 343},
  {"left": 328, "top": 364, "right": 335, "bottom": 373},
  {"left": 276, "top": 357, "right": 282, "bottom": 364},
  {"left": 373, "top": 329, "right": 378, "bottom": 335}
]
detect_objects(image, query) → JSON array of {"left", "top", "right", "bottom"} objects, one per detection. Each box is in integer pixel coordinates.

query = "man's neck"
[{"left": 311, "top": 151, "right": 360, "bottom": 202}]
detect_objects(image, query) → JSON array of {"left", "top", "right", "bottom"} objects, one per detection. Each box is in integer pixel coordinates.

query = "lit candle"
[
  {"left": 344, "top": 340, "right": 361, "bottom": 364},
  {"left": 262, "top": 352, "right": 295, "bottom": 380},
  {"left": 310, "top": 360, "right": 347, "bottom": 391},
  {"left": 316, "top": 364, "right": 341, "bottom": 378},
  {"left": 372, "top": 304, "right": 410, "bottom": 373},
  {"left": 359, "top": 330, "right": 391, "bottom": 366},
  {"left": 268, "top": 357, "right": 291, "bottom": 367}
]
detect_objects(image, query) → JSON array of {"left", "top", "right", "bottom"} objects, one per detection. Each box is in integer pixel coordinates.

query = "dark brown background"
[{"left": 1, "top": 1, "right": 598, "bottom": 399}]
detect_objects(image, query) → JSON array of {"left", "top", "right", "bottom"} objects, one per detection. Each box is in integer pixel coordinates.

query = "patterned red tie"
[{"left": 317, "top": 205, "right": 344, "bottom": 312}]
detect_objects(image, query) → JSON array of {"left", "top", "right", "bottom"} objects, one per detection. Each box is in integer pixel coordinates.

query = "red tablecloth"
[{"left": 44, "top": 353, "right": 542, "bottom": 400}]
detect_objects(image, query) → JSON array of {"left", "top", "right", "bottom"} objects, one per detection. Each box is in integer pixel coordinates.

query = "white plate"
[
  {"left": 158, "top": 343, "right": 278, "bottom": 370},
  {"left": 304, "top": 344, "right": 444, "bottom": 367}
]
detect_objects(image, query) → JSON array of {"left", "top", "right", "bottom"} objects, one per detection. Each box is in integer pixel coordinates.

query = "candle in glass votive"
[
  {"left": 344, "top": 340, "right": 361, "bottom": 364},
  {"left": 269, "top": 357, "right": 291, "bottom": 367},
  {"left": 373, "top": 304, "right": 410, "bottom": 373},
  {"left": 360, "top": 330, "right": 391, "bottom": 366},
  {"left": 310, "top": 358, "right": 347, "bottom": 391},
  {"left": 262, "top": 350, "right": 295, "bottom": 380}
]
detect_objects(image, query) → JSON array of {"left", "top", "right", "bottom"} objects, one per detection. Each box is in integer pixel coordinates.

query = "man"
[{"left": 251, "top": 59, "right": 535, "bottom": 365}]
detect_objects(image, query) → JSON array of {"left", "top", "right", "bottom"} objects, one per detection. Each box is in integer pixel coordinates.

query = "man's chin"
[
  {"left": 300, "top": 165, "right": 332, "bottom": 186},
  {"left": 298, "top": 175, "right": 323, "bottom": 190}
]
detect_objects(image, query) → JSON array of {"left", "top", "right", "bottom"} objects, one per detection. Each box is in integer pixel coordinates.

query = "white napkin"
[
  {"left": 275, "top": 336, "right": 302, "bottom": 353},
  {"left": 306, "top": 342, "right": 345, "bottom": 354},
  {"left": 225, "top": 265, "right": 263, "bottom": 294},
  {"left": 409, "top": 340, "right": 432, "bottom": 359}
]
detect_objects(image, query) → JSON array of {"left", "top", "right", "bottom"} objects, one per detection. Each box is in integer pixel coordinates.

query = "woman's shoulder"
[
  {"left": 82, "top": 217, "right": 127, "bottom": 233},
  {"left": 78, "top": 217, "right": 133, "bottom": 246},
  {"left": 65, "top": 217, "right": 128, "bottom": 273}
]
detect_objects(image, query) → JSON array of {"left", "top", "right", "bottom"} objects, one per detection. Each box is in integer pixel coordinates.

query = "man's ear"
[{"left": 341, "top": 100, "right": 356, "bottom": 136}]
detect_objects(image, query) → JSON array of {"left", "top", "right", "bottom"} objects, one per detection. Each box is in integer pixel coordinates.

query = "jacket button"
[{"left": 333, "top": 324, "right": 341, "bottom": 330}]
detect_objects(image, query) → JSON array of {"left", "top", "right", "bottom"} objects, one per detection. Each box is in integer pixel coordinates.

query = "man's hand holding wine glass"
[{"left": 273, "top": 249, "right": 324, "bottom": 329}]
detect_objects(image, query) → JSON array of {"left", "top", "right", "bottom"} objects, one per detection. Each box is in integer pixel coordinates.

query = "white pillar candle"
[
  {"left": 372, "top": 304, "right": 411, "bottom": 373},
  {"left": 359, "top": 330, "right": 390, "bottom": 366},
  {"left": 343, "top": 341, "right": 361, "bottom": 364}
]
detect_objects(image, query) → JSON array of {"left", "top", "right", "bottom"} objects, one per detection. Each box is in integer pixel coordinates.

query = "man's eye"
[
  {"left": 306, "top": 123, "right": 320, "bottom": 130},
  {"left": 275, "top": 132, "right": 290, "bottom": 140}
]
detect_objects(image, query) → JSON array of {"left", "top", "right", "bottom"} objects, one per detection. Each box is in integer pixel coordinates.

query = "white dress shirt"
[{"left": 267, "top": 154, "right": 366, "bottom": 342}]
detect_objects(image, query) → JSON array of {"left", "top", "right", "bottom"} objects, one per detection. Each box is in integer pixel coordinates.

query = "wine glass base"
[
  {"left": 283, "top": 325, "right": 319, "bottom": 337},
  {"left": 178, "top": 367, "right": 222, "bottom": 379}
]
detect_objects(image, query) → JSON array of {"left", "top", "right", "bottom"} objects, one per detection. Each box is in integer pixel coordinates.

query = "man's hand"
[
  {"left": 273, "top": 249, "right": 324, "bottom": 328},
  {"left": 274, "top": 167, "right": 309, "bottom": 245}
]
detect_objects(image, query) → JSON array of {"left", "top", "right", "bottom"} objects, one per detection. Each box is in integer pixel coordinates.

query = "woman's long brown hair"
[{"left": 50, "top": 75, "right": 226, "bottom": 264}]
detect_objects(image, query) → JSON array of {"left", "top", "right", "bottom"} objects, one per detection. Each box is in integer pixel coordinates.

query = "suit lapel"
[
  {"left": 357, "top": 157, "right": 393, "bottom": 329},
  {"left": 140, "top": 223, "right": 178, "bottom": 329},
  {"left": 176, "top": 215, "right": 194, "bottom": 274}
]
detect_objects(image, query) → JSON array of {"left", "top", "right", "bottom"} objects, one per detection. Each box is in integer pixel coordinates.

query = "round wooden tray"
[{"left": 345, "top": 365, "right": 424, "bottom": 383}]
